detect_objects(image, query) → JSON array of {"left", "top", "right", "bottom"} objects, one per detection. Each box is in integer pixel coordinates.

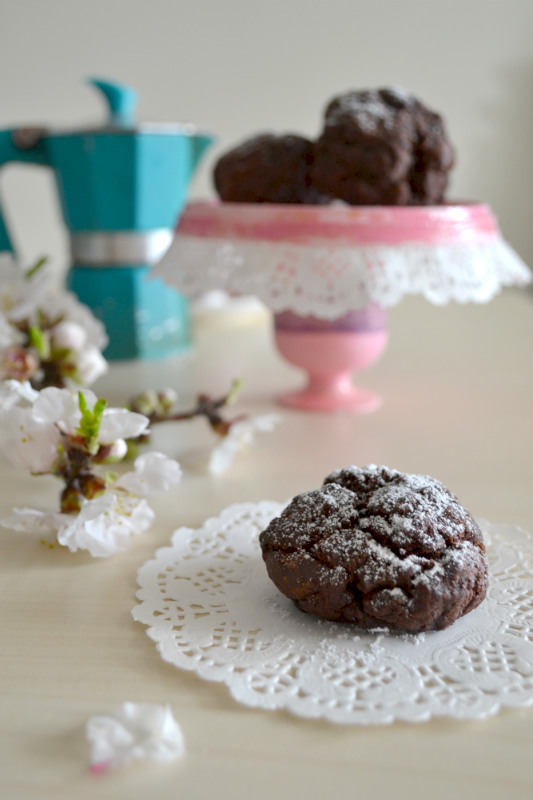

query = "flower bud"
[
  {"left": 129, "top": 390, "right": 158, "bottom": 416},
  {"left": 51, "top": 320, "right": 87, "bottom": 351},
  {"left": 157, "top": 388, "right": 178, "bottom": 414},
  {"left": 75, "top": 347, "right": 108, "bottom": 386},
  {"left": 1, "top": 345, "right": 39, "bottom": 381},
  {"left": 105, "top": 439, "right": 128, "bottom": 462}
]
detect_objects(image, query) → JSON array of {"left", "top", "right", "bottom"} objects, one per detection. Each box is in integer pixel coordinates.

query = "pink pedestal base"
[{"left": 274, "top": 328, "right": 388, "bottom": 412}]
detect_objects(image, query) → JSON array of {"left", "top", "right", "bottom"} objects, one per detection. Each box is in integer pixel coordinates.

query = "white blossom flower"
[
  {"left": 0, "top": 450, "right": 182, "bottom": 557},
  {"left": 43, "top": 290, "right": 108, "bottom": 352},
  {"left": 49, "top": 316, "right": 108, "bottom": 387},
  {"left": 0, "top": 382, "right": 183, "bottom": 558},
  {"left": 0, "top": 405, "right": 61, "bottom": 472},
  {"left": 56, "top": 493, "right": 155, "bottom": 557},
  {"left": 0, "top": 386, "right": 150, "bottom": 476},
  {"left": 31, "top": 385, "right": 90, "bottom": 430},
  {"left": 0, "top": 343, "right": 39, "bottom": 382},
  {"left": 0, "top": 381, "right": 60, "bottom": 472},
  {"left": 32, "top": 387, "right": 149, "bottom": 443},
  {"left": 0, "top": 257, "right": 50, "bottom": 322},
  {"left": 98, "top": 407, "right": 149, "bottom": 444},
  {"left": 0, "top": 313, "right": 35, "bottom": 382},
  {"left": 115, "top": 452, "right": 183, "bottom": 496},
  {"left": 0, "top": 313, "right": 23, "bottom": 349},
  {"left": 0, "top": 261, "right": 107, "bottom": 352},
  {"left": 0, "top": 258, "right": 109, "bottom": 388},
  {"left": 0, "top": 507, "right": 64, "bottom": 536},
  {"left": 86, "top": 703, "right": 185, "bottom": 772},
  {"left": 0, "top": 379, "right": 38, "bottom": 410},
  {"left": 0, "top": 493, "right": 153, "bottom": 557},
  {"left": 208, "top": 413, "right": 281, "bottom": 475}
]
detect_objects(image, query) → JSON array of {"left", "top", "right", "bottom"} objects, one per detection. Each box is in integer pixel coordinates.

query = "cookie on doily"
[{"left": 259, "top": 465, "right": 488, "bottom": 633}]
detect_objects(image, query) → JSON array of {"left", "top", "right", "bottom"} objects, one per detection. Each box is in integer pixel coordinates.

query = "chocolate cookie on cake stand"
[{"left": 153, "top": 201, "right": 530, "bottom": 412}]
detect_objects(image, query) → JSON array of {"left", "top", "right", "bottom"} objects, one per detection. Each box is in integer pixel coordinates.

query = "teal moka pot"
[{"left": 0, "top": 79, "right": 213, "bottom": 360}]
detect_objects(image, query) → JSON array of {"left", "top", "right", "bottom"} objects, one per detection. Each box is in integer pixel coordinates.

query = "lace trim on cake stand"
[{"left": 154, "top": 236, "right": 530, "bottom": 318}]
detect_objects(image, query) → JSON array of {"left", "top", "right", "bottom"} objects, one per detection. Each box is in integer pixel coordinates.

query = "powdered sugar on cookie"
[{"left": 259, "top": 465, "right": 488, "bottom": 633}]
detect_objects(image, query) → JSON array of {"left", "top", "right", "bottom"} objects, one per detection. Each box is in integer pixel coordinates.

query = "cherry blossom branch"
[
  {"left": 0, "top": 383, "right": 182, "bottom": 556},
  {"left": 127, "top": 380, "right": 245, "bottom": 441},
  {"left": 126, "top": 380, "right": 281, "bottom": 475}
]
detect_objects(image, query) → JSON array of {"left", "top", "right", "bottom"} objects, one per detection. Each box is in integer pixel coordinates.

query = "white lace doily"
[
  {"left": 133, "top": 502, "right": 533, "bottom": 725},
  {"left": 154, "top": 236, "right": 530, "bottom": 318}
]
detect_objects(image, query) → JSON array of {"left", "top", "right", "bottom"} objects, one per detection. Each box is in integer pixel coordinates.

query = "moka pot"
[{"left": 0, "top": 78, "right": 213, "bottom": 360}]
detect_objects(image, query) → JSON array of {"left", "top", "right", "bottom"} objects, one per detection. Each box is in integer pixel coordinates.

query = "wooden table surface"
[{"left": 0, "top": 289, "right": 531, "bottom": 800}]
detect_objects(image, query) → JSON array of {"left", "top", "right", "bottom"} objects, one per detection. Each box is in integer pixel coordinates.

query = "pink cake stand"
[
  {"left": 271, "top": 306, "right": 387, "bottom": 411},
  {"left": 154, "top": 202, "right": 530, "bottom": 412}
]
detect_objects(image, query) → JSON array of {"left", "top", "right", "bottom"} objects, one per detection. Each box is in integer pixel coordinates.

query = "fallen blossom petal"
[
  {"left": 56, "top": 494, "right": 154, "bottom": 557},
  {"left": 208, "top": 435, "right": 240, "bottom": 475},
  {"left": 86, "top": 702, "right": 185, "bottom": 772},
  {"left": 208, "top": 413, "right": 281, "bottom": 475},
  {"left": 115, "top": 452, "right": 182, "bottom": 496},
  {"left": 246, "top": 413, "right": 281, "bottom": 433},
  {"left": 98, "top": 408, "right": 149, "bottom": 444}
]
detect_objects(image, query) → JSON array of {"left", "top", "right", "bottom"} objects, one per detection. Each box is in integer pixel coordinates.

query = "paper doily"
[{"left": 133, "top": 502, "right": 533, "bottom": 725}]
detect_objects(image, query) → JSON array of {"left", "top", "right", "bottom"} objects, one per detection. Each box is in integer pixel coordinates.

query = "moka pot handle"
[{"left": 0, "top": 128, "right": 49, "bottom": 255}]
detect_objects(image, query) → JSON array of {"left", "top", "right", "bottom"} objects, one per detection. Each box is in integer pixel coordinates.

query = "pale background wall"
[{"left": 0, "top": 0, "right": 531, "bottom": 273}]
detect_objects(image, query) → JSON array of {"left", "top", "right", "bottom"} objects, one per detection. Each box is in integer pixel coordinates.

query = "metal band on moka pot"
[
  {"left": 0, "top": 78, "right": 214, "bottom": 361},
  {"left": 70, "top": 229, "right": 174, "bottom": 267}
]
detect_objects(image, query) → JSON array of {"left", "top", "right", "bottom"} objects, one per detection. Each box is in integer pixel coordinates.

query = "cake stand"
[{"left": 153, "top": 201, "right": 530, "bottom": 412}]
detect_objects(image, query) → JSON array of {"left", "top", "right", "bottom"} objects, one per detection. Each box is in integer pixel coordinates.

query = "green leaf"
[
  {"left": 78, "top": 391, "right": 87, "bottom": 415},
  {"left": 27, "top": 325, "right": 50, "bottom": 358},
  {"left": 93, "top": 398, "right": 107, "bottom": 422},
  {"left": 76, "top": 392, "right": 107, "bottom": 454},
  {"left": 49, "top": 346, "right": 73, "bottom": 361},
  {"left": 226, "top": 378, "right": 244, "bottom": 406},
  {"left": 25, "top": 255, "right": 48, "bottom": 279}
]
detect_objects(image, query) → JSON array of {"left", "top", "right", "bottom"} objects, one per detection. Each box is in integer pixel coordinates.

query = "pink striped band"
[{"left": 176, "top": 201, "right": 500, "bottom": 246}]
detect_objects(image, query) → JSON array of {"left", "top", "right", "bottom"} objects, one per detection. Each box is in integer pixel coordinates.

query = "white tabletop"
[{"left": 0, "top": 289, "right": 531, "bottom": 800}]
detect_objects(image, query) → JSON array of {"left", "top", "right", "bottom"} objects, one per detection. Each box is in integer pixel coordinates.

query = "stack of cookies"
[{"left": 214, "top": 87, "right": 455, "bottom": 206}]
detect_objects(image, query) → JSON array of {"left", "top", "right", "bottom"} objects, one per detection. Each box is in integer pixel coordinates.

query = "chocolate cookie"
[
  {"left": 311, "top": 87, "right": 455, "bottom": 206},
  {"left": 259, "top": 465, "right": 488, "bottom": 633},
  {"left": 213, "top": 133, "right": 318, "bottom": 204}
]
